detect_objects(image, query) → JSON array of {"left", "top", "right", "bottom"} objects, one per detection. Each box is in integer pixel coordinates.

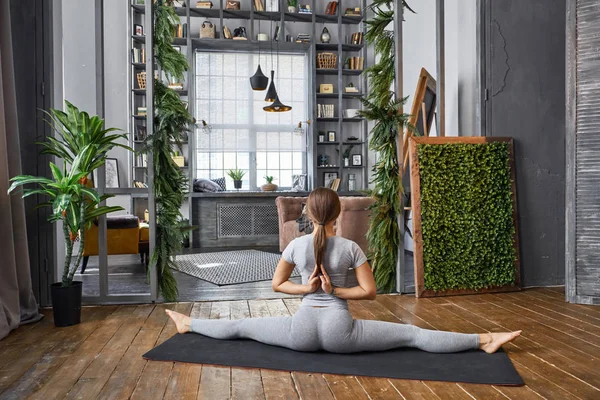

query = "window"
[{"left": 194, "top": 52, "right": 308, "bottom": 190}]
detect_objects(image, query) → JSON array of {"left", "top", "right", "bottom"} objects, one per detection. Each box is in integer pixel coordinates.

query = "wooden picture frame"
[
  {"left": 403, "top": 68, "right": 437, "bottom": 170},
  {"left": 408, "top": 136, "right": 521, "bottom": 298}
]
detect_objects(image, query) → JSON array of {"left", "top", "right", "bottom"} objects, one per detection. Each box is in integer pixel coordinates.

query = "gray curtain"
[{"left": 0, "top": 0, "right": 43, "bottom": 340}]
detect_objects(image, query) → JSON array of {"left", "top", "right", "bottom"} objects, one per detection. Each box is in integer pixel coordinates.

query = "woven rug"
[{"left": 175, "top": 250, "right": 300, "bottom": 286}]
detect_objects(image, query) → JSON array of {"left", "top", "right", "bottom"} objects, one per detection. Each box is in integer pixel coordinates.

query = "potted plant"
[
  {"left": 227, "top": 168, "right": 246, "bottom": 190},
  {"left": 287, "top": 0, "right": 298, "bottom": 13},
  {"left": 342, "top": 144, "right": 355, "bottom": 167},
  {"left": 261, "top": 175, "right": 278, "bottom": 191},
  {"left": 8, "top": 101, "right": 130, "bottom": 327}
]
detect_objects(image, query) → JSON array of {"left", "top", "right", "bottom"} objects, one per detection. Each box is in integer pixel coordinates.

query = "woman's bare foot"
[
  {"left": 479, "top": 331, "right": 522, "bottom": 353},
  {"left": 165, "top": 309, "right": 192, "bottom": 334}
]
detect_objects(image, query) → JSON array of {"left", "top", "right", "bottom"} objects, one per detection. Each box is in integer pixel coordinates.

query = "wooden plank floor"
[{"left": 1, "top": 287, "right": 599, "bottom": 399}]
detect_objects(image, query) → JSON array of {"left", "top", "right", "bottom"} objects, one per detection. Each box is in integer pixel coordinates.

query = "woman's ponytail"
[{"left": 307, "top": 188, "right": 341, "bottom": 269}]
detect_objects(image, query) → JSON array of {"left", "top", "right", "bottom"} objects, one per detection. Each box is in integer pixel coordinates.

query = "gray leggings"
[{"left": 190, "top": 305, "right": 479, "bottom": 353}]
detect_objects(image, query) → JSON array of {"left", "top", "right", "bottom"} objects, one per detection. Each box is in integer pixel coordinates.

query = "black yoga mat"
[{"left": 143, "top": 333, "right": 524, "bottom": 386}]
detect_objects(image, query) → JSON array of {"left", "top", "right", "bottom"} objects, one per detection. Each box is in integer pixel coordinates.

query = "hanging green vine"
[
  {"left": 418, "top": 143, "right": 516, "bottom": 291},
  {"left": 359, "top": 0, "right": 415, "bottom": 293},
  {"left": 146, "top": 0, "right": 194, "bottom": 301}
]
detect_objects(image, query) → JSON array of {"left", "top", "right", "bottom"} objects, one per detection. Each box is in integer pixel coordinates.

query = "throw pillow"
[
  {"left": 193, "top": 178, "right": 222, "bottom": 192},
  {"left": 296, "top": 203, "right": 314, "bottom": 234},
  {"left": 211, "top": 177, "right": 226, "bottom": 191}
]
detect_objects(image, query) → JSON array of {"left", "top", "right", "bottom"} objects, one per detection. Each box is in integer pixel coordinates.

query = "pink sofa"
[{"left": 275, "top": 196, "right": 374, "bottom": 254}]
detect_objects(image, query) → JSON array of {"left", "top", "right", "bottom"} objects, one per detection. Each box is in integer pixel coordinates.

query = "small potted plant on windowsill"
[
  {"left": 261, "top": 175, "right": 278, "bottom": 192},
  {"left": 287, "top": 0, "right": 298, "bottom": 13},
  {"left": 227, "top": 169, "right": 246, "bottom": 190}
]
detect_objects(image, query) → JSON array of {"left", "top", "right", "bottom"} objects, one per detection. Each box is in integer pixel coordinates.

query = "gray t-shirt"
[{"left": 281, "top": 235, "right": 368, "bottom": 309}]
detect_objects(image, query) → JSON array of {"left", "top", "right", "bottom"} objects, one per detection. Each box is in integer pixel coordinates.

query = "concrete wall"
[{"left": 486, "top": 0, "right": 566, "bottom": 287}]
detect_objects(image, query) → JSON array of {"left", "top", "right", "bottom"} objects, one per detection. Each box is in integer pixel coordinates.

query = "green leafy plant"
[
  {"left": 227, "top": 169, "right": 246, "bottom": 181},
  {"left": 342, "top": 144, "right": 355, "bottom": 159},
  {"left": 8, "top": 146, "right": 123, "bottom": 287},
  {"left": 418, "top": 142, "right": 516, "bottom": 290},
  {"left": 264, "top": 176, "right": 276, "bottom": 184},
  {"left": 147, "top": 0, "right": 195, "bottom": 301},
  {"left": 39, "top": 101, "right": 131, "bottom": 177},
  {"left": 287, "top": 0, "right": 298, "bottom": 7},
  {"left": 358, "top": 0, "right": 415, "bottom": 293}
]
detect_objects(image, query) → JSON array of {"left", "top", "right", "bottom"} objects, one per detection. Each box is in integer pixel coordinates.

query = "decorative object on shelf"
[
  {"left": 137, "top": 106, "right": 147, "bottom": 116},
  {"left": 200, "top": 20, "right": 215, "bottom": 39},
  {"left": 323, "top": 172, "right": 338, "bottom": 188},
  {"left": 137, "top": 71, "right": 147, "bottom": 89},
  {"left": 347, "top": 174, "right": 356, "bottom": 191},
  {"left": 344, "top": 7, "right": 361, "bottom": 16},
  {"left": 134, "top": 24, "right": 144, "bottom": 36},
  {"left": 344, "top": 108, "right": 360, "bottom": 118},
  {"left": 168, "top": 76, "right": 184, "bottom": 90},
  {"left": 347, "top": 136, "right": 359, "bottom": 141},
  {"left": 344, "top": 82, "right": 359, "bottom": 93},
  {"left": 352, "top": 154, "right": 362, "bottom": 166},
  {"left": 291, "top": 174, "right": 307, "bottom": 191},
  {"left": 317, "top": 154, "right": 330, "bottom": 166},
  {"left": 317, "top": 52, "right": 337, "bottom": 69},
  {"left": 233, "top": 27, "right": 248, "bottom": 40},
  {"left": 197, "top": 1, "right": 214, "bottom": 8},
  {"left": 172, "top": 152, "right": 185, "bottom": 167},
  {"left": 227, "top": 169, "right": 246, "bottom": 190},
  {"left": 330, "top": 178, "right": 341, "bottom": 191},
  {"left": 92, "top": 157, "right": 120, "bottom": 188},
  {"left": 273, "top": 24, "right": 281, "bottom": 41},
  {"left": 226, "top": 0, "right": 241, "bottom": 10},
  {"left": 144, "top": 209, "right": 150, "bottom": 222},
  {"left": 286, "top": 34, "right": 293, "bottom": 42},
  {"left": 199, "top": 119, "right": 212, "bottom": 135},
  {"left": 317, "top": 104, "right": 335, "bottom": 118},
  {"left": 328, "top": 131, "right": 336, "bottom": 142},
  {"left": 135, "top": 125, "right": 147, "bottom": 141},
  {"left": 293, "top": 120, "right": 311, "bottom": 136},
  {"left": 319, "top": 84, "right": 334, "bottom": 94},
  {"left": 257, "top": 33, "right": 268, "bottom": 41},
  {"left": 223, "top": 25, "right": 233, "bottom": 39},
  {"left": 320, "top": 27, "right": 331, "bottom": 43},
  {"left": 342, "top": 144, "right": 354, "bottom": 166},
  {"left": 172, "top": 1, "right": 185, "bottom": 6},
  {"left": 261, "top": 176, "right": 278, "bottom": 191},
  {"left": 249, "top": 17, "right": 268, "bottom": 90},
  {"left": 325, "top": 1, "right": 338, "bottom": 15},
  {"left": 318, "top": 132, "right": 325, "bottom": 142},
  {"left": 287, "top": 0, "right": 297, "bottom": 13},
  {"left": 298, "top": 4, "right": 312, "bottom": 14}
]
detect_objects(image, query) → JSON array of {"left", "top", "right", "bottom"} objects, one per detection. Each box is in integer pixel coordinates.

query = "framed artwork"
[
  {"left": 135, "top": 125, "right": 147, "bottom": 141},
  {"left": 352, "top": 154, "right": 362, "bottom": 166},
  {"left": 134, "top": 24, "right": 144, "bottom": 36},
  {"left": 328, "top": 131, "right": 336, "bottom": 142},
  {"left": 292, "top": 174, "right": 307, "bottom": 191},
  {"left": 323, "top": 172, "right": 338, "bottom": 188},
  {"left": 93, "top": 158, "right": 120, "bottom": 188}
]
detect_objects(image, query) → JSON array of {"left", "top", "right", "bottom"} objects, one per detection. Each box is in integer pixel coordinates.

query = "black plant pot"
[
  {"left": 234, "top": 180, "right": 242, "bottom": 189},
  {"left": 50, "top": 281, "right": 82, "bottom": 327}
]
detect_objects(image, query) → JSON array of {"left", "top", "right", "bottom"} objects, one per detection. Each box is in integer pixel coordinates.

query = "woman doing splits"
[{"left": 166, "top": 188, "right": 521, "bottom": 354}]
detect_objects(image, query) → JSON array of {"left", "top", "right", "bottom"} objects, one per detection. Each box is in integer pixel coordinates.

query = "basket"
[
  {"left": 137, "top": 72, "right": 146, "bottom": 89},
  {"left": 317, "top": 52, "right": 337, "bottom": 69}
]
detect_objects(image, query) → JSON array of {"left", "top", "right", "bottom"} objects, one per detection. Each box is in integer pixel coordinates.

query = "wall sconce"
[
  {"left": 293, "top": 120, "right": 311, "bottom": 136},
  {"left": 199, "top": 120, "right": 212, "bottom": 135}
]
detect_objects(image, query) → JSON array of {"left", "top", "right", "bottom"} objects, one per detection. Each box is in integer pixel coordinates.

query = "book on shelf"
[
  {"left": 137, "top": 154, "right": 148, "bottom": 168},
  {"left": 295, "top": 33, "right": 311, "bottom": 43},
  {"left": 330, "top": 178, "right": 341, "bottom": 191},
  {"left": 317, "top": 104, "right": 335, "bottom": 118},
  {"left": 254, "top": 0, "right": 264, "bottom": 11},
  {"left": 344, "top": 7, "right": 361, "bottom": 16},
  {"left": 325, "top": 1, "right": 338, "bottom": 15},
  {"left": 133, "top": 180, "right": 149, "bottom": 189},
  {"left": 347, "top": 57, "right": 364, "bottom": 70},
  {"left": 174, "top": 23, "right": 187, "bottom": 38},
  {"left": 196, "top": 1, "right": 213, "bottom": 8},
  {"left": 351, "top": 32, "right": 363, "bottom": 45},
  {"left": 273, "top": 24, "right": 281, "bottom": 41}
]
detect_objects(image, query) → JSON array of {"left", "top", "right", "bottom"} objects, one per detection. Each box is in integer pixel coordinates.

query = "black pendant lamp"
[
  {"left": 264, "top": 32, "right": 291, "bottom": 112},
  {"left": 264, "top": 70, "right": 278, "bottom": 102},
  {"left": 249, "top": 18, "right": 268, "bottom": 90}
]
